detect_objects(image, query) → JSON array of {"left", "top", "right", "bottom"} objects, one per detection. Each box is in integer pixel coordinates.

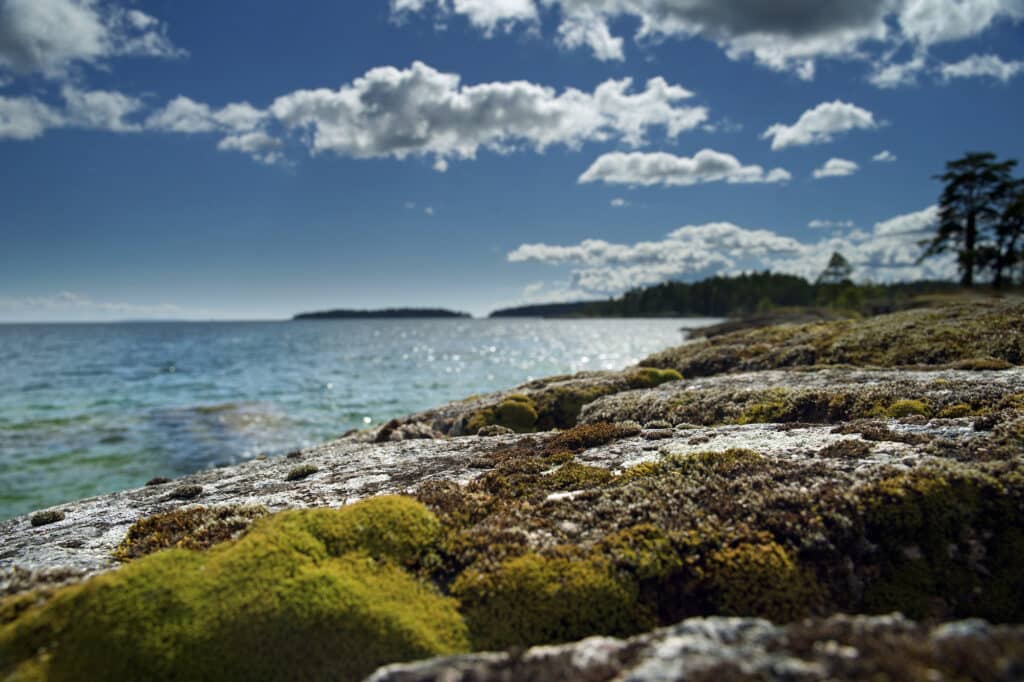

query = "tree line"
[{"left": 490, "top": 272, "right": 960, "bottom": 318}]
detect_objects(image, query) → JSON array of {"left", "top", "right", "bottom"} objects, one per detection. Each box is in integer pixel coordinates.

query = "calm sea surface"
[{"left": 0, "top": 318, "right": 714, "bottom": 520}]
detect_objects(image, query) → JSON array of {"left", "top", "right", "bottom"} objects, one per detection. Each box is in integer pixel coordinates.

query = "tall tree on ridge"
[
  {"left": 988, "top": 181, "right": 1024, "bottom": 288},
  {"left": 919, "top": 152, "right": 1016, "bottom": 287}
]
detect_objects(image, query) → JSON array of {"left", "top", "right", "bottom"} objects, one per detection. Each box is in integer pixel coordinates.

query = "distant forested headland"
[
  {"left": 489, "top": 273, "right": 966, "bottom": 318},
  {"left": 293, "top": 308, "right": 471, "bottom": 320}
]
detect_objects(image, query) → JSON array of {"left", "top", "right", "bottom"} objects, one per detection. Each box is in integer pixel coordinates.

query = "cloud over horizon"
[{"left": 507, "top": 205, "right": 950, "bottom": 296}]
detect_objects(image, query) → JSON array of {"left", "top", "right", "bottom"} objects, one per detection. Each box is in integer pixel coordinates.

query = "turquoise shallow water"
[{"left": 0, "top": 318, "right": 714, "bottom": 519}]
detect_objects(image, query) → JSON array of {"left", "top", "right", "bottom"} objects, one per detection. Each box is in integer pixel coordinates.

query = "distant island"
[
  {"left": 489, "top": 302, "right": 597, "bottom": 318},
  {"left": 293, "top": 308, "right": 471, "bottom": 320}
]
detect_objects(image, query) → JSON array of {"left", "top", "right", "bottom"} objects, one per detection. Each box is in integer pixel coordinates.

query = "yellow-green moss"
[
  {"left": 543, "top": 461, "right": 613, "bottom": 491},
  {"left": 860, "top": 466, "right": 1024, "bottom": 622},
  {"left": 938, "top": 403, "right": 974, "bottom": 418},
  {"left": 681, "top": 449, "right": 764, "bottom": 474},
  {"left": 464, "top": 409, "right": 494, "bottom": 434},
  {"left": 467, "top": 396, "right": 539, "bottom": 434},
  {"left": 616, "top": 460, "right": 664, "bottom": 484},
  {"left": 451, "top": 552, "right": 649, "bottom": 650},
  {"left": 628, "top": 367, "right": 683, "bottom": 388},
  {"left": 595, "top": 525, "right": 683, "bottom": 581},
  {"left": 0, "top": 593, "right": 47, "bottom": 628},
  {"left": 884, "top": 399, "right": 930, "bottom": 418},
  {"left": 736, "top": 389, "right": 792, "bottom": 424},
  {"left": 493, "top": 398, "right": 538, "bottom": 432},
  {"left": 0, "top": 496, "right": 468, "bottom": 682},
  {"left": 701, "top": 540, "right": 821, "bottom": 622}
]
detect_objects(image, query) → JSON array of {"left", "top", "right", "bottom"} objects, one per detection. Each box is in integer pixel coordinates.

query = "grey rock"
[
  {"left": 476, "top": 425, "right": 516, "bottom": 437},
  {"left": 367, "top": 614, "right": 1024, "bottom": 682}
]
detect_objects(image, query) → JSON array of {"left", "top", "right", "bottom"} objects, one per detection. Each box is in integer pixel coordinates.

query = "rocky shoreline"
[{"left": 2, "top": 299, "right": 1023, "bottom": 680}]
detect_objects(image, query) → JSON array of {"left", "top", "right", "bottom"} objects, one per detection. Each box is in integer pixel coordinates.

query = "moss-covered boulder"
[
  {"left": 459, "top": 368, "right": 683, "bottom": 435},
  {"left": 0, "top": 497, "right": 468, "bottom": 682},
  {"left": 643, "top": 299, "right": 1024, "bottom": 377}
]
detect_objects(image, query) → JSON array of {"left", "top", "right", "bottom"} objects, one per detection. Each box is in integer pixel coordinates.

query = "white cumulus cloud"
[
  {"left": 809, "top": 219, "right": 855, "bottom": 229},
  {"left": 391, "top": 0, "right": 538, "bottom": 34},
  {"left": 0, "top": 94, "right": 63, "bottom": 139},
  {"left": 898, "top": 0, "right": 1024, "bottom": 47},
  {"left": 813, "top": 158, "right": 859, "bottom": 179},
  {"left": 762, "top": 100, "right": 879, "bottom": 150},
  {"left": 0, "top": 0, "right": 184, "bottom": 78},
  {"left": 868, "top": 55, "right": 928, "bottom": 88},
  {"left": 579, "top": 149, "right": 791, "bottom": 187},
  {"left": 940, "top": 53, "right": 1024, "bottom": 81},
  {"left": 873, "top": 150, "right": 897, "bottom": 162},
  {"left": 268, "top": 61, "right": 707, "bottom": 168},
  {"left": 873, "top": 204, "right": 938, "bottom": 236},
  {"left": 216, "top": 131, "right": 282, "bottom": 165},
  {"left": 0, "top": 86, "right": 144, "bottom": 139}
]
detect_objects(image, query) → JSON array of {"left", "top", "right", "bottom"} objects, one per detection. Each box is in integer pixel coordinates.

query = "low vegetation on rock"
[{"left": 643, "top": 299, "right": 1023, "bottom": 377}]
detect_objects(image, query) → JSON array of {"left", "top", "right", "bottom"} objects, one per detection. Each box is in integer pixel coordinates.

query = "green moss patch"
[
  {"left": 466, "top": 396, "right": 539, "bottom": 434},
  {"left": 700, "top": 539, "right": 822, "bottom": 622},
  {"left": 452, "top": 552, "right": 649, "bottom": 650},
  {"left": 880, "top": 399, "right": 930, "bottom": 418},
  {"left": 859, "top": 465, "right": 1024, "bottom": 621},
  {"left": 0, "top": 497, "right": 468, "bottom": 682}
]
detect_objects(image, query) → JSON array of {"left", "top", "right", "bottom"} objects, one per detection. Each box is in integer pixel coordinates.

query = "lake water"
[{"left": 0, "top": 318, "right": 714, "bottom": 520}]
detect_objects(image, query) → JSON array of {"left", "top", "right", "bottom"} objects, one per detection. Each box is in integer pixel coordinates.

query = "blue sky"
[{"left": 1, "top": 0, "right": 1023, "bottom": 320}]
